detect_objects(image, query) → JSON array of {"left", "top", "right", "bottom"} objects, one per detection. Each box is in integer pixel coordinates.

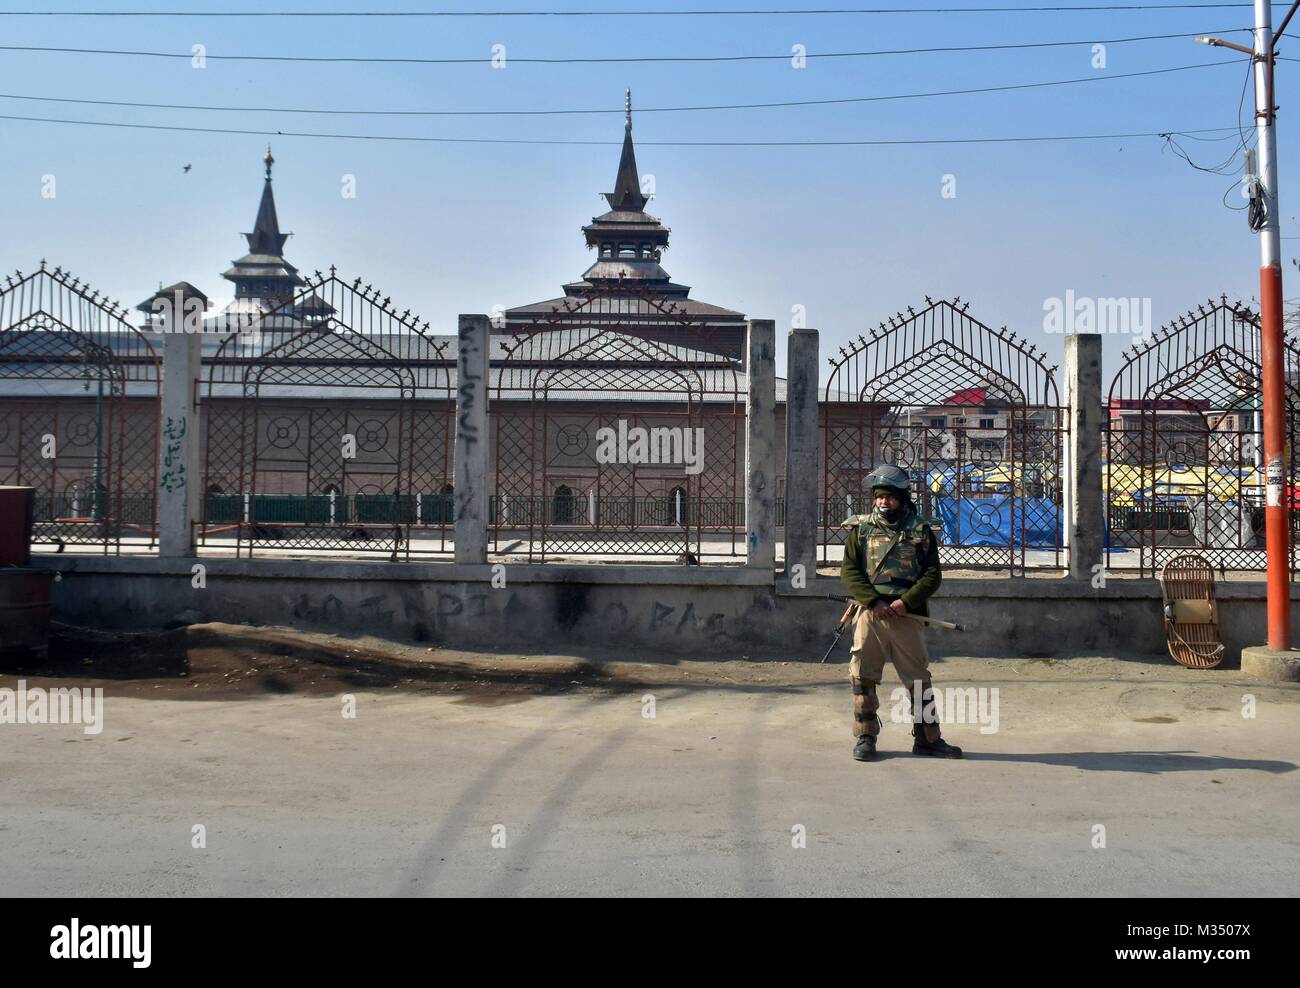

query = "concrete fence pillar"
[
  {"left": 784, "top": 328, "right": 819, "bottom": 586},
  {"left": 151, "top": 284, "right": 207, "bottom": 558},
  {"left": 745, "top": 319, "right": 777, "bottom": 571},
  {"left": 454, "top": 313, "right": 490, "bottom": 564},
  {"left": 1065, "top": 333, "right": 1104, "bottom": 580}
]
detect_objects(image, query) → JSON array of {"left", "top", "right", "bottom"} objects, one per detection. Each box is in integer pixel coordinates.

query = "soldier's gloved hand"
[
  {"left": 888, "top": 599, "right": 908, "bottom": 619},
  {"left": 871, "top": 601, "right": 891, "bottom": 620}
]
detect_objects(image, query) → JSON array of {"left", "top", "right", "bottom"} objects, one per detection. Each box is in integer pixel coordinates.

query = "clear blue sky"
[{"left": 0, "top": 1, "right": 1292, "bottom": 381}]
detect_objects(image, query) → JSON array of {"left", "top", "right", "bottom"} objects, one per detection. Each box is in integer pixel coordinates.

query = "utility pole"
[{"left": 1201, "top": 1, "right": 1297, "bottom": 655}]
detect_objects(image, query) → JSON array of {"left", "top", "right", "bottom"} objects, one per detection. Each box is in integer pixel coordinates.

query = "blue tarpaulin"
[{"left": 933, "top": 496, "right": 1061, "bottom": 547}]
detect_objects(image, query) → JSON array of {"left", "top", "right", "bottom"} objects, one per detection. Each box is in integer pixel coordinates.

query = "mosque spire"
[
  {"left": 246, "top": 144, "right": 289, "bottom": 256},
  {"left": 605, "top": 88, "right": 647, "bottom": 212}
]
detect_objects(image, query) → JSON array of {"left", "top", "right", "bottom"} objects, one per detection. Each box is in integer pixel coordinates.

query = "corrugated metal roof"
[{"left": 0, "top": 330, "right": 850, "bottom": 403}]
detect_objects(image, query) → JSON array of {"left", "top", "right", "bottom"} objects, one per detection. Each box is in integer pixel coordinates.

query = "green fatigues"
[{"left": 840, "top": 507, "right": 943, "bottom": 741}]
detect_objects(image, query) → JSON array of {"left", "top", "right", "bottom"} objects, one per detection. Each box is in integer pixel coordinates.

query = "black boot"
[
  {"left": 852, "top": 733, "right": 877, "bottom": 761},
  {"left": 912, "top": 723, "right": 963, "bottom": 758}
]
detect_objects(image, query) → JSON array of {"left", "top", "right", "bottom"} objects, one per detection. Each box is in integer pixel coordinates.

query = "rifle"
[
  {"left": 823, "top": 593, "right": 964, "bottom": 647},
  {"left": 820, "top": 600, "right": 858, "bottom": 664}
]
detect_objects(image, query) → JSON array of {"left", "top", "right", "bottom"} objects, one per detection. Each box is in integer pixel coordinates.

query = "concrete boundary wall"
[{"left": 34, "top": 556, "right": 1294, "bottom": 663}]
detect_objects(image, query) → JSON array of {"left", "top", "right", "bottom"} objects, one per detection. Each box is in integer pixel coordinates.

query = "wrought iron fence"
[
  {"left": 821, "top": 297, "right": 1066, "bottom": 574},
  {"left": 199, "top": 269, "right": 454, "bottom": 558},
  {"left": 491, "top": 278, "right": 744, "bottom": 562},
  {"left": 1104, "top": 298, "right": 1299, "bottom": 576},
  {"left": 0, "top": 261, "right": 160, "bottom": 554}
]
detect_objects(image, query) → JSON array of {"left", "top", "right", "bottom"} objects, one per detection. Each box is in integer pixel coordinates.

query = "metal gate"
[
  {"left": 1105, "top": 298, "right": 1299, "bottom": 575},
  {"left": 491, "top": 282, "right": 743, "bottom": 562},
  {"left": 0, "top": 262, "right": 160, "bottom": 553},
  {"left": 200, "top": 270, "right": 453, "bottom": 558},
  {"left": 821, "top": 297, "right": 1066, "bottom": 574}
]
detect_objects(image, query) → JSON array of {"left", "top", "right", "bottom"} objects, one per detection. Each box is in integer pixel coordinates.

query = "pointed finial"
[
  {"left": 625, "top": 88, "right": 632, "bottom": 132},
  {"left": 264, "top": 144, "right": 274, "bottom": 181}
]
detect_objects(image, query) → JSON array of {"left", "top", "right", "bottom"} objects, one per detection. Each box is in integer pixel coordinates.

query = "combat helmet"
[{"left": 866, "top": 464, "right": 911, "bottom": 497}]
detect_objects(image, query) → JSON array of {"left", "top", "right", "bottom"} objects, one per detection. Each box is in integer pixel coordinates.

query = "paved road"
[{"left": 3, "top": 655, "right": 1298, "bottom": 896}]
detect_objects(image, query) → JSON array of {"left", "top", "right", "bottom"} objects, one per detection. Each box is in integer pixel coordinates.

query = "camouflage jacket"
[{"left": 840, "top": 507, "right": 942, "bottom": 616}]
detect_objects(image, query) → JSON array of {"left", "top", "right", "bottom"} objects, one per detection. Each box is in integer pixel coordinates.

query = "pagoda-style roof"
[
  {"left": 223, "top": 146, "right": 305, "bottom": 293},
  {"left": 135, "top": 281, "right": 210, "bottom": 313},
  {"left": 503, "top": 91, "right": 746, "bottom": 359}
]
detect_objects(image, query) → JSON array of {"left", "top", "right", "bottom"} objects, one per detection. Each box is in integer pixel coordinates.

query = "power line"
[
  {"left": 0, "top": 4, "right": 1273, "bottom": 16},
  {"left": 0, "top": 60, "right": 1243, "bottom": 119},
  {"left": 0, "top": 30, "right": 1253, "bottom": 65},
  {"left": 0, "top": 111, "right": 1241, "bottom": 146}
]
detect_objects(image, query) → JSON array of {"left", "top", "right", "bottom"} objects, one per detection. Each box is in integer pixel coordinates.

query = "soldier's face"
[{"left": 875, "top": 491, "right": 901, "bottom": 515}]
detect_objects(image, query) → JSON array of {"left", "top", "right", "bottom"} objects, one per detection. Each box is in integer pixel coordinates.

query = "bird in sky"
[{"left": 183, "top": 164, "right": 192, "bottom": 173}]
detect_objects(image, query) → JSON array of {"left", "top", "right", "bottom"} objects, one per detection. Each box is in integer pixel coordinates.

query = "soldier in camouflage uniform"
[{"left": 840, "top": 464, "right": 963, "bottom": 761}]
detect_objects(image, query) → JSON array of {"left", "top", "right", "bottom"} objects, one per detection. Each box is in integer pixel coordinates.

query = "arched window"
[
  {"left": 668, "top": 486, "right": 689, "bottom": 526},
  {"left": 553, "top": 485, "right": 576, "bottom": 525}
]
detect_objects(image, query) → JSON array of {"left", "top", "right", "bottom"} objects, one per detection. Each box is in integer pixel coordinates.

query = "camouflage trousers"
[{"left": 849, "top": 606, "right": 942, "bottom": 742}]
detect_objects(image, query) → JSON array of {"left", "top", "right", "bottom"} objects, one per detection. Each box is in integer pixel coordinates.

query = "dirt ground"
[{"left": 10, "top": 620, "right": 1290, "bottom": 705}]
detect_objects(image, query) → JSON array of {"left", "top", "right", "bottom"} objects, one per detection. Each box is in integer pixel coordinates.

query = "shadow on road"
[{"left": 960, "top": 750, "right": 1296, "bottom": 774}]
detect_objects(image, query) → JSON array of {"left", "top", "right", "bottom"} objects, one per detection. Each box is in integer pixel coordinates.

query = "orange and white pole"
[{"left": 1253, "top": 0, "right": 1292, "bottom": 650}]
